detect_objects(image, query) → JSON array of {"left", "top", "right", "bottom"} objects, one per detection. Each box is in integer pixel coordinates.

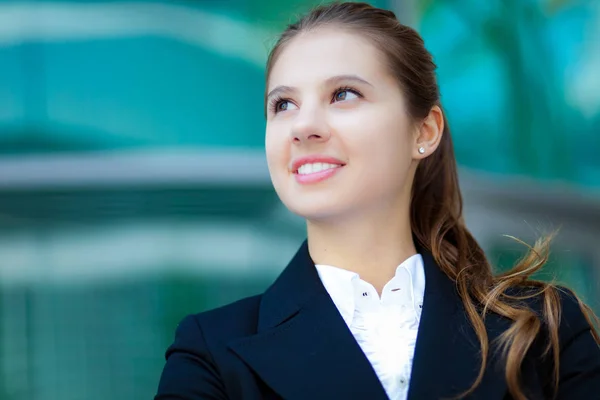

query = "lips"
[
  {"left": 290, "top": 155, "right": 346, "bottom": 185},
  {"left": 297, "top": 162, "right": 342, "bottom": 175},
  {"left": 291, "top": 155, "right": 346, "bottom": 173}
]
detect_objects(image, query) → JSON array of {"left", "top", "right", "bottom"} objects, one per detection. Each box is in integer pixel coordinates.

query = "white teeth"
[{"left": 297, "top": 163, "right": 341, "bottom": 175}]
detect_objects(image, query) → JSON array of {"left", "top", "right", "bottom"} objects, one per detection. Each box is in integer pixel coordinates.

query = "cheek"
[
  {"left": 347, "top": 125, "right": 414, "bottom": 199},
  {"left": 351, "top": 116, "right": 413, "bottom": 167},
  {"left": 265, "top": 126, "right": 289, "bottom": 176}
]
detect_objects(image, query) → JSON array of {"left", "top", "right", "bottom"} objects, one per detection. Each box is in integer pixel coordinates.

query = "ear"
[{"left": 413, "top": 105, "right": 444, "bottom": 159}]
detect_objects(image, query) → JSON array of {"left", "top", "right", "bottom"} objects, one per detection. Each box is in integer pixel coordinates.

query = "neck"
[{"left": 306, "top": 206, "right": 416, "bottom": 294}]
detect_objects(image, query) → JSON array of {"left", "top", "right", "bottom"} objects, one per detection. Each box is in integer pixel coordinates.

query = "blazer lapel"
[
  {"left": 228, "top": 241, "right": 389, "bottom": 400},
  {"left": 407, "top": 248, "right": 510, "bottom": 400}
]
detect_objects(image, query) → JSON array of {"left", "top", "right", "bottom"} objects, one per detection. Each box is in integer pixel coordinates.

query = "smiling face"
[{"left": 265, "top": 28, "right": 419, "bottom": 222}]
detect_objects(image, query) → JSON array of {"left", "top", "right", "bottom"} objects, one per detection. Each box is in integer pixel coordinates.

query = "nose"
[{"left": 290, "top": 106, "right": 330, "bottom": 144}]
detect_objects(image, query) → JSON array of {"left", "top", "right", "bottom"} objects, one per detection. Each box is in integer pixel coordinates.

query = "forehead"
[{"left": 267, "top": 28, "right": 391, "bottom": 89}]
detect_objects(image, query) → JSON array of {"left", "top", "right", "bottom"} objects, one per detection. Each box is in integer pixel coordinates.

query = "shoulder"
[
  {"left": 157, "top": 295, "right": 264, "bottom": 398},
  {"left": 554, "top": 286, "right": 592, "bottom": 334},
  {"left": 175, "top": 294, "right": 263, "bottom": 347},
  {"left": 507, "top": 284, "right": 596, "bottom": 347},
  {"left": 165, "top": 294, "right": 263, "bottom": 372},
  {"left": 498, "top": 284, "right": 600, "bottom": 398},
  {"left": 552, "top": 286, "right": 598, "bottom": 355},
  {"left": 198, "top": 294, "right": 263, "bottom": 335}
]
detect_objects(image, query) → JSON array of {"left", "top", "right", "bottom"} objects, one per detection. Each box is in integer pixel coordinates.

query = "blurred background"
[{"left": 0, "top": 0, "right": 599, "bottom": 398}]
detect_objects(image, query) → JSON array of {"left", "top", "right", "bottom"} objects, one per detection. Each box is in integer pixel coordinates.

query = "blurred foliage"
[
  {"left": 418, "top": 0, "right": 597, "bottom": 182},
  {"left": 0, "top": 0, "right": 598, "bottom": 399}
]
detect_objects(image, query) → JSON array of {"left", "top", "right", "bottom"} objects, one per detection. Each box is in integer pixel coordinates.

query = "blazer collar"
[
  {"left": 256, "top": 240, "right": 323, "bottom": 331},
  {"left": 229, "top": 239, "right": 510, "bottom": 400},
  {"left": 229, "top": 240, "right": 388, "bottom": 399}
]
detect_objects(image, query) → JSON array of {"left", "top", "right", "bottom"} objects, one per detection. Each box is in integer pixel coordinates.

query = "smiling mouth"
[{"left": 295, "top": 162, "right": 344, "bottom": 175}]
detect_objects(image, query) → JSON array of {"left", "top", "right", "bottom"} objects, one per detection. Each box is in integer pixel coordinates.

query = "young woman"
[{"left": 155, "top": 3, "right": 600, "bottom": 399}]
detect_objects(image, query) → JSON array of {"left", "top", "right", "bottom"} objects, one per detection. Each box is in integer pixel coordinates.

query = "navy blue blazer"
[{"left": 155, "top": 241, "right": 600, "bottom": 399}]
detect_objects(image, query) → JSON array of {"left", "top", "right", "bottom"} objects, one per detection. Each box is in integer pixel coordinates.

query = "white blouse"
[{"left": 315, "top": 254, "right": 426, "bottom": 400}]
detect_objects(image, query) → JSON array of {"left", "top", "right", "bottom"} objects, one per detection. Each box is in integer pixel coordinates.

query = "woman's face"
[{"left": 265, "top": 28, "right": 418, "bottom": 221}]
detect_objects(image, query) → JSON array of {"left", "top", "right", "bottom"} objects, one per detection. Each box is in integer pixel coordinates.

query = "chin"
[
  {"left": 283, "top": 198, "right": 349, "bottom": 222},
  {"left": 273, "top": 180, "right": 354, "bottom": 221}
]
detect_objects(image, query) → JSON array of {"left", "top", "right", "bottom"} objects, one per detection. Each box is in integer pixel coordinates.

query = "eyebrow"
[{"left": 265, "top": 74, "right": 373, "bottom": 102}]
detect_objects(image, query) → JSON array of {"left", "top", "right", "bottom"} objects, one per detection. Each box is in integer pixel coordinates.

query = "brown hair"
[{"left": 265, "top": 2, "right": 600, "bottom": 399}]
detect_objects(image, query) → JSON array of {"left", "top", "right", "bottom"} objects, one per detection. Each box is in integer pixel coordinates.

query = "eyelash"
[{"left": 268, "top": 86, "right": 363, "bottom": 114}]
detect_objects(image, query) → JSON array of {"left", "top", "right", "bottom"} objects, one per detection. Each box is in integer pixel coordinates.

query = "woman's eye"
[
  {"left": 275, "top": 101, "right": 297, "bottom": 113},
  {"left": 333, "top": 90, "right": 358, "bottom": 102}
]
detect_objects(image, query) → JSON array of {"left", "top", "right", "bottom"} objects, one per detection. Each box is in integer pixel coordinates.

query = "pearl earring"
[{"left": 418, "top": 147, "right": 426, "bottom": 154}]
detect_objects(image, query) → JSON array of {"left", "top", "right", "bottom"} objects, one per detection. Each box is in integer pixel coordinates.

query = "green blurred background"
[{"left": 0, "top": 0, "right": 599, "bottom": 398}]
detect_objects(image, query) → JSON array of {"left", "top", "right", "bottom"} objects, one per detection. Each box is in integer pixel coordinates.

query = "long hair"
[{"left": 264, "top": 2, "right": 600, "bottom": 399}]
